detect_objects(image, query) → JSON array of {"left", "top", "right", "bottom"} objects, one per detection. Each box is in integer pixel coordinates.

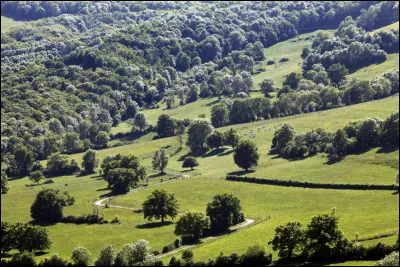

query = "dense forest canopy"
[{"left": 1, "top": 1, "right": 399, "bottom": 177}]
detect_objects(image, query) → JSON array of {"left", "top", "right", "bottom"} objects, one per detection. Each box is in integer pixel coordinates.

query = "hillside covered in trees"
[{"left": 1, "top": 1, "right": 399, "bottom": 266}]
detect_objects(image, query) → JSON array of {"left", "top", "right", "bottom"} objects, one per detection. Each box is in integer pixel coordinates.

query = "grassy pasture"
[
  {"left": 371, "top": 21, "right": 399, "bottom": 34},
  {"left": 1, "top": 16, "right": 26, "bottom": 32},
  {"left": 2, "top": 96, "right": 398, "bottom": 264}
]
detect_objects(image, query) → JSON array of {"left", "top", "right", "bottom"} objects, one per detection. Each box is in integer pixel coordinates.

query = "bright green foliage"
[
  {"left": 181, "top": 249, "right": 194, "bottom": 264},
  {"left": 223, "top": 128, "right": 240, "bottom": 149},
  {"left": 114, "top": 240, "right": 152, "bottom": 266},
  {"left": 260, "top": 78, "right": 275, "bottom": 98},
  {"left": 272, "top": 124, "right": 296, "bottom": 154},
  {"left": 328, "top": 63, "right": 349, "bottom": 85},
  {"left": 1, "top": 168, "right": 9, "bottom": 194},
  {"left": 211, "top": 103, "right": 229, "bottom": 128},
  {"left": 95, "top": 244, "right": 115, "bottom": 266},
  {"left": 38, "top": 254, "right": 69, "bottom": 266},
  {"left": 133, "top": 113, "right": 149, "bottom": 132},
  {"left": 142, "top": 189, "right": 179, "bottom": 223},
  {"left": 233, "top": 140, "right": 260, "bottom": 171},
  {"left": 46, "top": 153, "right": 80, "bottom": 176},
  {"left": 206, "top": 193, "right": 244, "bottom": 232},
  {"left": 239, "top": 244, "right": 272, "bottom": 267},
  {"left": 375, "top": 251, "right": 399, "bottom": 266},
  {"left": 187, "top": 118, "right": 214, "bottom": 153},
  {"left": 71, "top": 247, "right": 91, "bottom": 266},
  {"left": 152, "top": 148, "right": 169, "bottom": 174},
  {"left": 29, "top": 170, "right": 45, "bottom": 184},
  {"left": 174, "top": 212, "right": 210, "bottom": 240}
]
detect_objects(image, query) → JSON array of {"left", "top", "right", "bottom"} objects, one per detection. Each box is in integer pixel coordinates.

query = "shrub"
[{"left": 279, "top": 57, "right": 289, "bottom": 62}]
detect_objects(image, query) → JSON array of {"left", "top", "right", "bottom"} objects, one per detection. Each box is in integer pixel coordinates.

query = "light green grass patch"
[{"left": 347, "top": 53, "right": 399, "bottom": 81}]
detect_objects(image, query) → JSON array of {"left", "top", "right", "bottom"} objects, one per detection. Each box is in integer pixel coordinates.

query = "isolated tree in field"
[
  {"left": 142, "top": 189, "right": 179, "bottom": 223},
  {"left": 260, "top": 78, "right": 275, "bottom": 98},
  {"left": 186, "top": 118, "right": 214, "bottom": 153},
  {"left": 29, "top": 170, "right": 44, "bottom": 184},
  {"left": 157, "top": 114, "right": 176, "bottom": 138},
  {"left": 206, "top": 193, "right": 244, "bottom": 232},
  {"left": 206, "top": 131, "right": 224, "bottom": 149},
  {"left": 174, "top": 212, "right": 210, "bottom": 240},
  {"left": 132, "top": 112, "right": 149, "bottom": 132},
  {"left": 328, "top": 63, "right": 348, "bottom": 86},
  {"left": 269, "top": 221, "right": 306, "bottom": 260},
  {"left": 182, "top": 157, "right": 199, "bottom": 170},
  {"left": 152, "top": 149, "right": 169, "bottom": 174},
  {"left": 233, "top": 140, "right": 260, "bottom": 171},
  {"left": 71, "top": 247, "right": 91, "bottom": 266},
  {"left": 1, "top": 168, "right": 9, "bottom": 194},
  {"left": 95, "top": 244, "right": 115, "bottom": 266},
  {"left": 306, "top": 213, "right": 344, "bottom": 257},
  {"left": 223, "top": 128, "right": 240, "bottom": 149},
  {"left": 30, "top": 189, "right": 69, "bottom": 223},
  {"left": 211, "top": 103, "right": 229, "bottom": 128},
  {"left": 82, "top": 149, "right": 99, "bottom": 173}
]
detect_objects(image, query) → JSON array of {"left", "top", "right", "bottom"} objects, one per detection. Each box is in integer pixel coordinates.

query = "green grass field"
[
  {"left": 347, "top": 53, "right": 399, "bottom": 81},
  {"left": 253, "top": 30, "right": 335, "bottom": 88},
  {"left": 1, "top": 15, "right": 26, "bottom": 32},
  {"left": 2, "top": 96, "right": 398, "bottom": 264},
  {"left": 371, "top": 21, "right": 399, "bottom": 34}
]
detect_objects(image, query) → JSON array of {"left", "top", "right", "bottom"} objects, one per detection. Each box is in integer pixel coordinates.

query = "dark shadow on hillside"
[
  {"left": 76, "top": 171, "right": 94, "bottom": 177},
  {"left": 392, "top": 191, "right": 399, "bottom": 195},
  {"left": 205, "top": 99, "right": 219, "bottom": 107},
  {"left": 180, "top": 169, "right": 195, "bottom": 173},
  {"left": 112, "top": 131, "right": 148, "bottom": 142},
  {"left": 136, "top": 221, "right": 173, "bottom": 229},
  {"left": 1, "top": 252, "right": 12, "bottom": 258},
  {"left": 99, "top": 191, "right": 122, "bottom": 198},
  {"left": 324, "top": 155, "right": 345, "bottom": 165},
  {"left": 377, "top": 145, "right": 399, "bottom": 154},
  {"left": 178, "top": 148, "right": 209, "bottom": 161},
  {"left": 29, "top": 220, "right": 57, "bottom": 226},
  {"left": 34, "top": 251, "right": 49, "bottom": 256},
  {"left": 227, "top": 170, "right": 256, "bottom": 176},
  {"left": 218, "top": 149, "right": 234, "bottom": 157},
  {"left": 202, "top": 148, "right": 227, "bottom": 158},
  {"left": 147, "top": 173, "right": 165, "bottom": 179},
  {"left": 96, "top": 187, "right": 110, "bottom": 192},
  {"left": 170, "top": 147, "right": 182, "bottom": 157}
]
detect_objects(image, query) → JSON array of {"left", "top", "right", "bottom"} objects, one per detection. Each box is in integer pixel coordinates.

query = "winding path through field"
[{"left": 93, "top": 173, "right": 256, "bottom": 259}]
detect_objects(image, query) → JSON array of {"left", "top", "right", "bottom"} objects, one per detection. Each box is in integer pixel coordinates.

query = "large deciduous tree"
[
  {"left": 206, "top": 193, "right": 244, "bottom": 232},
  {"left": 174, "top": 212, "right": 210, "bottom": 240},
  {"left": 186, "top": 118, "right": 214, "bottom": 153},
  {"left": 82, "top": 149, "right": 99, "bottom": 173},
  {"left": 142, "top": 189, "right": 179, "bottom": 223},
  {"left": 152, "top": 149, "right": 169, "bottom": 174},
  {"left": 233, "top": 140, "right": 259, "bottom": 171},
  {"left": 269, "top": 222, "right": 306, "bottom": 260}
]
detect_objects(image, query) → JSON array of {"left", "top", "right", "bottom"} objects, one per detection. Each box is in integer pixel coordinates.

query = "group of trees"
[
  {"left": 101, "top": 154, "right": 146, "bottom": 193},
  {"left": 141, "top": 189, "right": 244, "bottom": 241},
  {"left": 1, "top": 222, "right": 51, "bottom": 254},
  {"left": 30, "top": 188, "right": 75, "bottom": 223},
  {"left": 2, "top": 1, "right": 392, "bottom": 176},
  {"left": 271, "top": 111, "right": 399, "bottom": 160},
  {"left": 269, "top": 212, "right": 399, "bottom": 263}
]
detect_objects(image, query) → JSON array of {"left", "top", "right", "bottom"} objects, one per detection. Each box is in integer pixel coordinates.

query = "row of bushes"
[
  {"left": 226, "top": 175, "right": 399, "bottom": 191},
  {"left": 61, "top": 214, "right": 107, "bottom": 224},
  {"left": 162, "top": 237, "right": 182, "bottom": 254}
]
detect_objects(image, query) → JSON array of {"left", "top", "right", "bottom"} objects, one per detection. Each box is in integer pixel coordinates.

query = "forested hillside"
[{"left": 1, "top": 1, "right": 399, "bottom": 266}]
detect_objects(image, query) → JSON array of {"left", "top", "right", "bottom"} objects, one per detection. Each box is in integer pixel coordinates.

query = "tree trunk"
[{"left": 162, "top": 217, "right": 164, "bottom": 223}]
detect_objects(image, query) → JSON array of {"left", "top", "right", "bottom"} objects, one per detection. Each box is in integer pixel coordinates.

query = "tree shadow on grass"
[
  {"left": 217, "top": 149, "right": 234, "bottom": 157},
  {"left": 324, "top": 155, "right": 345, "bottom": 165},
  {"left": 202, "top": 148, "right": 227, "bottom": 158},
  {"left": 147, "top": 173, "right": 165, "bottom": 179},
  {"left": 204, "top": 99, "right": 219, "bottom": 107},
  {"left": 180, "top": 169, "right": 195, "bottom": 173},
  {"left": 227, "top": 170, "right": 256, "bottom": 176},
  {"left": 377, "top": 145, "right": 399, "bottom": 154},
  {"left": 29, "top": 220, "right": 57, "bottom": 227},
  {"left": 99, "top": 191, "right": 121, "bottom": 198},
  {"left": 136, "top": 221, "right": 174, "bottom": 229},
  {"left": 34, "top": 251, "right": 49, "bottom": 256}
]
